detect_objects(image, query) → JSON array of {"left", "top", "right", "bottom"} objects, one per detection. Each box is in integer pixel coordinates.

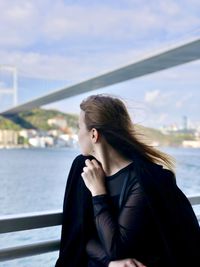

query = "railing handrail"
[
  {"left": 0, "top": 240, "right": 60, "bottom": 262},
  {"left": 186, "top": 194, "right": 200, "bottom": 205},
  {"left": 0, "top": 194, "right": 199, "bottom": 262},
  {"left": 0, "top": 195, "right": 200, "bottom": 234},
  {"left": 0, "top": 210, "right": 62, "bottom": 234}
]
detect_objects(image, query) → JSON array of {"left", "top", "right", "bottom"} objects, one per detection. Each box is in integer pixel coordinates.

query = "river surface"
[{"left": 0, "top": 147, "right": 199, "bottom": 266}]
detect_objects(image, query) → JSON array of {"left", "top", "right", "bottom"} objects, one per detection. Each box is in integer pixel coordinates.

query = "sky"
[{"left": 0, "top": 0, "right": 200, "bottom": 129}]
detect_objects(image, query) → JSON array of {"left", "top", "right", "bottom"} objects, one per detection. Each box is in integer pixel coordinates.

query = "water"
[
  {"left": 0, "top": 147, "right": 200, "bottom": 266},
  {"left": 0, "top": 147, "right": 79, "bottom": 267}
]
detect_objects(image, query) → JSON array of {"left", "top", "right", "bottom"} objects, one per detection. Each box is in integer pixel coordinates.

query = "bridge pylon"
[{"left": 0, "top": 65, "right": 18, "bottom": 108}]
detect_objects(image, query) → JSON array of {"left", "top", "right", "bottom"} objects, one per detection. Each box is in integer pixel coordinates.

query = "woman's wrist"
[{"left": 91, "top": 189, "right": 107, "bottom": 196}]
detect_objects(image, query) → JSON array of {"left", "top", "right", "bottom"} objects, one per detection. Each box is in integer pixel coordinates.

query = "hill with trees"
[{"left": 0, "top": 108, "right": 195, "bottom": 146}]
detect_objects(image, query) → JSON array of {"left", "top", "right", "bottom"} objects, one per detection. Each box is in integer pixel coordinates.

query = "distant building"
[
  {"left": 0, "top": 130, "right": 18, "bottom": 147},
  {"left": 182, "top": 140, "right": 200, "bottom": 148},
  {"left": 29, "top": 136, "right": 54, "bottom": 148},
  {"left": 55, "top": 133, "right": 79, "bottom": 147},
  {"left": 47, "top": 116, "right": 67, "bottom": 129},
  {"left": 48, "top": 129, "right": 62, "bottom": 137},
  {"left": 19, "top": 129, "right": 37, "bottom": 139},
  {"left": 182, "top": 116, "right": 188, "bottom": 131}
]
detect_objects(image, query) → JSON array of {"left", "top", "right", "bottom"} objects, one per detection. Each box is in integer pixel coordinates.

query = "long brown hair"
[{"left": 80, "top": 94, "right": 175, "bottom": 171}]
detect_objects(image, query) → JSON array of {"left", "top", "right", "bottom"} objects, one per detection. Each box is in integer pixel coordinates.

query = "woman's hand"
[
  {"left": 81, "top": 159, "right": 107, "bottom": 196},
  {"left": 108, "top": 258, "right": 147, "bottom": 267}
]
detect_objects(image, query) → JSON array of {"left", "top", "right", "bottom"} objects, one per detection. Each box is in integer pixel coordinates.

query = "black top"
[
  {"left": 101, "top": 162, "right": 135, "bottom": 215},
  {"left": 55, "top": 154, "right": 200, "bottom": 267},
  {"left": 87, "top": 162, "right": 135, "bottom": 266},
  {"left": 86, "top": 161, "right": 163, "bottom": 267}
]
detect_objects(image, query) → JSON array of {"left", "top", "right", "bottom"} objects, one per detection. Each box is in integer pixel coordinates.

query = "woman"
[{"left": 55, "top": 94, "right": 199, "bottom": 267}]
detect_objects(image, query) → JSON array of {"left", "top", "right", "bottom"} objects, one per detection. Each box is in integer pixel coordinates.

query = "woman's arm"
[
  {"left": 86, "top": 238, "right": 147, "bottom": 267},
  {"left": 86, "top": 238, "right": 110, "bottom": 266},
  {"left": 91, "top": 180, "right": 150, "bottom": 260}
]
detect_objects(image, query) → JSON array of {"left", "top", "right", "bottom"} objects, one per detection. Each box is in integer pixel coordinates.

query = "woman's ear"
[{"left": 91, "top": 128, "right": 99, "bottom": 143}]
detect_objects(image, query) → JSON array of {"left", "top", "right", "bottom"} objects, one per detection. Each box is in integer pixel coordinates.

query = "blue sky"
[{"left": 0, "top": 0, "right": 200, "bottom": 128}]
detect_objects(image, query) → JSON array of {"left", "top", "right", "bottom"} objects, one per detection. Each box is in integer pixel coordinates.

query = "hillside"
[
  {"left": 134, "top": 124, "right": 169, "bottom": 145},
  {"left": 135, "top": 124, "right": 195, "bottom": 146},
  {"left": 0, "top": 108, "right": 78, "bottom": 131},
  {"left": 0, "top": 108, "right": 194, "bottom": 146},
  {"left": 0, "top": 115, "right": 22, "bottom": 130}
]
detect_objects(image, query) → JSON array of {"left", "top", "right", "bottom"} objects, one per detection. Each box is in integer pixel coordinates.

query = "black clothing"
[
  {"left": 55, "top": 154, "right": 200, "bottom": 267},
  {"left": 87, "top": 162, "right": 136, "bottom": 266}
]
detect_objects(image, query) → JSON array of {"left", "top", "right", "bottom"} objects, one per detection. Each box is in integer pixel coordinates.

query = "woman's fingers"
[
  {"left": 85, "top": 159, "right": 93, "bottom": 168},
  {"left": 132, "top": 259, "right": 147, "bottom": 267},
  {"left": 91, "top": 159, "right": 101, "bottom": 168},
  {"left": 81, "top": 159, "right": 106, "bottom": 195},
  {"left": 108, "top": 259, "right": 147, "bottom": 267},
  {"left": 123, "top": 259, "right": 147, "bottom": 267},
  {"left": 125, "top": 259, "right": 137, "bottom": 266}
]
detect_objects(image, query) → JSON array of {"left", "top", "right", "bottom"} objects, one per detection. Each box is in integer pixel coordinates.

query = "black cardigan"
[{"left": 55, "top": 154, "right": 200, "bottom": 267}]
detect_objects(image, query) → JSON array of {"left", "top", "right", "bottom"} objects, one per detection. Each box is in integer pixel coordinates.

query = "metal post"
[
  {"left": 0, "top": 65, "right": 18, "bottom": 108},
  {"left": 13, "top": 67, "right": 18, "bottom": 106}
]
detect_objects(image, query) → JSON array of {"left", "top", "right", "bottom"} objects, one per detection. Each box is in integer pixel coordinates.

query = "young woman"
[{"left": 55, "top": 94, "right": 199, "bottom": 267}]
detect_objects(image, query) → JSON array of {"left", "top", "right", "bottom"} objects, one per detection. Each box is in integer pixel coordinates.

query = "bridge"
[{"left": 1, "top": 37, "right": 200, "bottom": 116}]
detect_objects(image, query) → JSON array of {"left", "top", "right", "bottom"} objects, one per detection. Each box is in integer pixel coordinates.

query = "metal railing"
[
  {"left": 0, "top": 210, "right": 62, "bottom": 262},
  {"left": 0, "top": 195, "right": 200, "bottom": 262}
]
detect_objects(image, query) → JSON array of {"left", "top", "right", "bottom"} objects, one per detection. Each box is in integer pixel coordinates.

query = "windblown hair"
[{"left": 80, "top": 94, "right": 175, "bottom": 171}]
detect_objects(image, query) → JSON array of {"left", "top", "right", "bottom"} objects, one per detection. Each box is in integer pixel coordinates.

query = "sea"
[{"left": 0, "top": 147, "right": 200, "bottom": 267}]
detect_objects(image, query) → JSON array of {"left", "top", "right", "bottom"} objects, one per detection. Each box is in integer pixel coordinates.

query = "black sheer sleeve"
[
  {"left": 90, "top": 178, "right": 152, "bottom": 261},
  {"left": 86, "top": 238, "right": 110, "bottom": 266}
]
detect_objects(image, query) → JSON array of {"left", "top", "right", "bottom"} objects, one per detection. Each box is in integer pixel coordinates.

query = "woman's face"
[{"left": 78, "top": 110, "right": 93, "bottom": 156}]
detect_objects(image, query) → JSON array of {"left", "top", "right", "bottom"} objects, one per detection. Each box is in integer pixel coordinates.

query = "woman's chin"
[
  {"left": 82, "top": 152, "right": 94, "bottom": 157},
  {"left": 81, "top": 152, "right": 90, "bottom": 156}
]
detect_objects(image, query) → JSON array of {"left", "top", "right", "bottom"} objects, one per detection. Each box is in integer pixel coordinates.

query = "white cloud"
[
  {"left": 42, "top": 5, "right": 156, "bottom": 41},
  {"left": 41, "top": 3, "right": 200, "bottom": 43},
  {"left": 0, "top": 44, "right": 147, "bottom": 81},
  {"left": 0, "top": 0, "right": 199, "bottom": 49},
  {"left": 0, "top": 51, "right": 88, "bottom": 81},
  {"left": 0, "top": 1, "right": 41, "bottom": 47},
  {"left": 144, "top": 90, "right": 160, "bottom": 103},
  {"left": 144, "top": 89, "right": 178, "bottom": 111}
]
